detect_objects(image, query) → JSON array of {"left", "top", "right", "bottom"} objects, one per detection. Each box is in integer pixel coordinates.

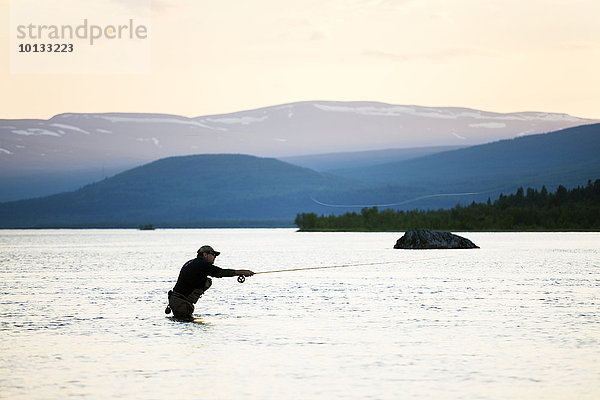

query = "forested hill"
[
  {"left": 0, "top": 154, "right": 353, "bottom": 228},
  {"left": 295, "top": 180, "right": 600, "bottom": 231}
]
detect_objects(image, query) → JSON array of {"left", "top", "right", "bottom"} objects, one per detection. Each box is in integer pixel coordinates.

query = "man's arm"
[
  {"left": 234, "top": 269, "right": 254, "bottom": 277},
  {"left": 208, "top": 265, "right": 254, "bottom": 278}
]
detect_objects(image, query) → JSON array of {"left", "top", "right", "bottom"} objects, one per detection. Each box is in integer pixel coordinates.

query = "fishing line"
[
  {"left": 310, "top": 192, "right": 485, "bottom": 208},
  {"left": 237, "top": 256, "right": 453, "bottom": 283},
  {"left": 310, "top": 178, "right": 560, "bottom": 209}
]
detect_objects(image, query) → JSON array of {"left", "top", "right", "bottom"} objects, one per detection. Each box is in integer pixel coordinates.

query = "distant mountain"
[
  {"left": 0, "top": 124, "right": 597, "bottom": 228},
  {"left": 0, "top": 154, "right": 353, "bottom": 228},
  {"left": 1, "top": 101, "right": 596, "bottom": 201},
  {"left": 321, "top": 123, "right": 600, "bottom": 209}
]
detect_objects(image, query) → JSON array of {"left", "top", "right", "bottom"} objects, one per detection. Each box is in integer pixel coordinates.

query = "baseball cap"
[{"left": 197, "top": 245, "right": 220, "bottom": 256}]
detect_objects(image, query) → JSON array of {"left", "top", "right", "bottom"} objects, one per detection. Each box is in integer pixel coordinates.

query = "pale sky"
[{"left": 1, "top": 0, "right": 599, "bottom": 119}]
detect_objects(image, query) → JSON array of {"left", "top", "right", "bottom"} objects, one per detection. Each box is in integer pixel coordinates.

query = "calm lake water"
[{"left": 1, "top": 229, "right": 599, "bottom": 399}]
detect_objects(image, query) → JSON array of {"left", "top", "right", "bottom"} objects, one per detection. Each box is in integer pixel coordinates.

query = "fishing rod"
[{"left": 236, "top": 257, "right": 450, "bottom": 283}]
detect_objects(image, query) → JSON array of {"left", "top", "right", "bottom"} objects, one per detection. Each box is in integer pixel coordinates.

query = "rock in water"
[{"left": 394, "top": 229, "right": 479, "bottom": 249}]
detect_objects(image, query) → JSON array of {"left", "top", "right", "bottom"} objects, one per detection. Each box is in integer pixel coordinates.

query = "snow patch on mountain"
[
  {"left": 12, "top": 128, "right": 61, "bottom": 137},
  {"left": 313, "top": 103, "right": 458, "bottom": 119},
  {"left": 469, "top": 122, "right": 507, "bottom": 128},
  {"left": 206, "top": 115, "right": 269, "bottom": 125},
  {"left": 312, "top": 103, "right": 587, "bottom": 124},
  {"left": 136, "top": 137, "right": 160, "bottom": 146},
  {"left": 524, "top": 113, "right": 583, "bottom": 122},
  {"left": 50, "top": 123, "right": 90, "bottom": 134},
  {"left": 96, "top": 115, "right": 220, "bottom": 130},
  {"left": 458, "top": 111, "right": 583, "bottom": 122}
]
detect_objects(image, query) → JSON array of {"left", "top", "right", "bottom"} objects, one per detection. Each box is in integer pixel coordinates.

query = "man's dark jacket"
[{"left": 172, "top": 257, "right": 236, "bottom": 301}]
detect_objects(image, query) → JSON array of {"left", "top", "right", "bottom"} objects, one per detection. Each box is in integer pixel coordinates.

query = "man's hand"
[{"left": 235, "top": 269, "right": 254, "bottom": 283}]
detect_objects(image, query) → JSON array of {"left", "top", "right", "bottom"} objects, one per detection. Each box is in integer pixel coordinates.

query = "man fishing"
[{"left": 166, "top": 245, "right": 254, "bottom": 321}]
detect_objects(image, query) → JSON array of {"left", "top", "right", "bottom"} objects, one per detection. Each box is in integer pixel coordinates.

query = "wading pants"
[
  {"left": 166, "top": 279, "right": 212, "bottom": 321},
  {"left": 167, "top": 290, "right": 194, "bottom": 321}
]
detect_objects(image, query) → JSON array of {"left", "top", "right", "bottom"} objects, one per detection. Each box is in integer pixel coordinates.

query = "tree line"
[{"left": 295, "top": 179, "right": 600, "bottom": 231}]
